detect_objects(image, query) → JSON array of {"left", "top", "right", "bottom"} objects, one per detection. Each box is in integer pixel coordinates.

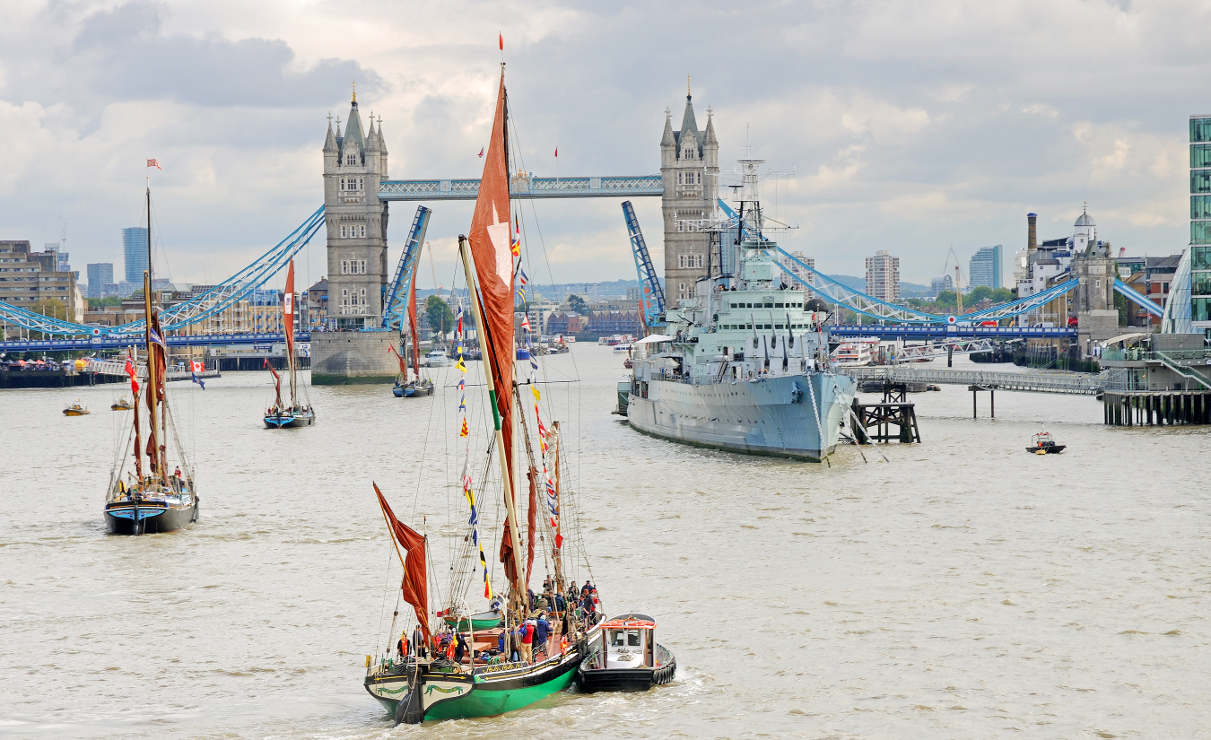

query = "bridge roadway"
[
  {"left": 378, "top": 174, "right": 663, "bottom": 201},
  {"left": 846, "top": 365, "right": 1105, "bottom": 395},
  {"left": 0, "top": 331, "right": 308, "bottom": 353},
  {"left": 830, "top": 324, "right": 1077, "bottom": 339}
]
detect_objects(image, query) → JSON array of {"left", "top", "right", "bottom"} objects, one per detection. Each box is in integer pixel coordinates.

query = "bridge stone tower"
[
  {"left": 311, "top": 86, "right": 399, "bottom": 384},
  {"left": 660, "top": 83, "right": 719, "bottom": 303},
  {"left": 322, "top": 86, "right": 390, "bottom": 329}
]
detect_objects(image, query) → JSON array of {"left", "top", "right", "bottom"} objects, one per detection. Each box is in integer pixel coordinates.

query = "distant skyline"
[{"left": 0, "top": 1, "right": 1204, "bottom": 290}]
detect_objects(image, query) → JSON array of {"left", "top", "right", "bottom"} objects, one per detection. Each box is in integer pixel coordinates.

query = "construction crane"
[
  {"left": 622, "top": 200, "right": 666, "bottom": 327},
  {"left": 381, "top": 205, "right": 432, "bottom": 330}
]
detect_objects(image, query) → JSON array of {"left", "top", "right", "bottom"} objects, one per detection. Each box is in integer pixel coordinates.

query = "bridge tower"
[
  {"left": 322, "top": 85, "right": 390, "bottom": 329},
  {"left": 660, "top": 81, "right": 718, "bottom": 303}
]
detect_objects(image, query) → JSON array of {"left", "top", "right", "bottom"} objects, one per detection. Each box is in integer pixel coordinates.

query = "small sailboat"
[
  {"left": 363, "top": 66, "right": 599, "bottom": 725},
  {"left": 63, "top": 399, "right": 90, "bottom": 416},
  {"left": 103, "top": 182, "right": 198, "bottom": 535},
  {"left": 577, "top": 613, "right": 676, "bottom": 692},
  {"left": 263, "top": 260, "right": 315, "bottom": 428},
  {"left": 110, "top": 396, "right": 133, "bottom": 411},
  {"left": 390, "top": 268, "right": 434, "bottom": 398}
]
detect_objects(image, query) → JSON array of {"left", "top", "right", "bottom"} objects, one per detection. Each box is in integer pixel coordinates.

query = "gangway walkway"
[{"left": 846, "top": 365, "right": 1105, "bottom": 395}]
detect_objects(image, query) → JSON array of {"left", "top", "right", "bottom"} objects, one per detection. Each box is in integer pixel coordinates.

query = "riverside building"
[
  {"left": 0, "top": 240, "right": 84, "bottom": 322},
  {"left": 864, "top": 250, "right": 900, "bottom": 301},
  {"left": 1163, "top": 115, "right": 1211, "bottom": 335}
]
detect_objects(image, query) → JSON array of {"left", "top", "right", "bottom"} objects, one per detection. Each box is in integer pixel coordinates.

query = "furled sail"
[
  {"left": 407, "top": 269, "right": 421, "bottom": 380},
  {"left": 283, "top": 259, "right": 296, "bottom": 405}
]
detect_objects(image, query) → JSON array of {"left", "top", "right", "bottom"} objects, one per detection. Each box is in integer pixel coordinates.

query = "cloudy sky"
[{"left": 1, "top": 0, "right": 1205, "bottom": 290}]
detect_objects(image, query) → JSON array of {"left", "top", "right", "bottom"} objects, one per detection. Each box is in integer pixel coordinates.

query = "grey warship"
[{"left": 625, "top": 161, "right": 856, "bottom": 461}]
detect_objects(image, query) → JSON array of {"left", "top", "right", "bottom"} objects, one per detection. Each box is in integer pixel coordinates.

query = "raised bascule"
[{"left": 0, "top": 84, "right": 1175, "bottom": 384}]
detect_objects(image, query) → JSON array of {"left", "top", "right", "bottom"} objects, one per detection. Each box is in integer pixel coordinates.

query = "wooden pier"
[
  {"left": 1103, "top": 390, "right": 1211, "bottom": 426},
  {"left": 851, "top": 382, "right": 921, "bottom": 444}
]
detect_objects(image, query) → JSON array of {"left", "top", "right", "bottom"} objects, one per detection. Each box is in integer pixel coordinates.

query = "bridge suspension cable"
[{"left": 0, "top": 206, "right": 326, "bottom": 337}]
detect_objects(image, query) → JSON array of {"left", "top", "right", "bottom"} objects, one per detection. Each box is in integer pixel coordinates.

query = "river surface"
[{"left": 1, "top": 347, "right": 1208, "bottom": 738}]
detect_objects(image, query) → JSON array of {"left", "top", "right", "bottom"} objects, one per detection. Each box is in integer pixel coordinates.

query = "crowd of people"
[{"left": 394, "top": 579, "right": 604, "bottom": 669}]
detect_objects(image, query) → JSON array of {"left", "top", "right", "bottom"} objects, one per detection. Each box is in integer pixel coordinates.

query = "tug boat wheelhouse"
[
  {"left": 1027, "top": 431, "right": 1066, "bottom": 454},
  {"left": 577, "top": 613, "right": 676, "bottom": 692}
]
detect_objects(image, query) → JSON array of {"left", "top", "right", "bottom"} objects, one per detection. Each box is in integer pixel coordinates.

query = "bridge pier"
[
  {"left": 968, "top": 385, "right": 995, "bottom": 418},
  {"left": 1103, "top": 391, "right": 1211, "bottom": 427}
]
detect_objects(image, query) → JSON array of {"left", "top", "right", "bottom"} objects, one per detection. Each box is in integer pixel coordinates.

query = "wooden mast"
[{"left": 457, "top": 236, "right": 526, "bottom": 603}]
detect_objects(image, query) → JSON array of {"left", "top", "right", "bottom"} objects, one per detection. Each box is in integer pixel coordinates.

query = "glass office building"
[
  {"left": 968, "top": 245, "right": 1003, "bottom": 289},
  {"left": 122, "top": 227, "right": 148, "bottom": 284},
  {"left": 1163, "top": 116, "right": 1211, "bottom": 334}
]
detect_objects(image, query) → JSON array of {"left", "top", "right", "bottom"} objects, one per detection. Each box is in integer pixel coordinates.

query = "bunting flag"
[
  {"left": 123, "top": 356, "right": 139, "bottom": 394},
  {"left": 521, "top": 314, "right": 531, "bottom": 333},
  {"left": 454, "top": 308, "right": 491, "bottom": 600},
  {"left": 516, "top": 267, "right": 528, "bottom": 301},
  {"left": 510, "top": 219, "right": 521, "bottom": 257},
  {"left": 531, "top": 388, "right": 561, "bottom": 546},
  {"left": 146, "top": 158, "right": 162, "bottom": 170}
]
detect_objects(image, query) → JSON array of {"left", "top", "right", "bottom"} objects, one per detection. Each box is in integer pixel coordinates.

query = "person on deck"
[
  {"left": 412, "top": 625, "right": 426, "bottom": 659},
  {"left": 533, "top": 612, "right": 551, "bottom": 660},
  {"left": 453, "top": 632, "right": 468, "bottom": 664},
  {"left": 519, "top": 618, "right": 535, "bottom": 663}
]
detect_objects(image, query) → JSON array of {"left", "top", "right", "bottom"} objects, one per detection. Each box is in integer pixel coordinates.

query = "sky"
[{"left": 1, "top": 0, "right": 1206, "bottom": 291}]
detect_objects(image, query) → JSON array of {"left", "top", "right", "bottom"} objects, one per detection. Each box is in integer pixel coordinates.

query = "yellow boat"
[
  {"left": 111, "top": 398, "right": 133, "bottom": 411},
  {"left": 63, "top": 400, "right": 90, "bottom": 416}
]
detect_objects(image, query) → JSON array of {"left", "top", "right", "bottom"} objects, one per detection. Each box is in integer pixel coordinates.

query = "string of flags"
[
  {"left": 454, "top": 302, "right": 490, "bottom": 598},
  {"left": 516, "top": 267, "right": 528, "bottom": 302},
  {"left": 530, "top": 384, "right": 562, "bottom": 549}
]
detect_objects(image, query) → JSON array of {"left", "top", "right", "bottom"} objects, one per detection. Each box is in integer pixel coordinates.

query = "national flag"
[
  {"left": 190, "top": 360, "right": 206, "bottom": 390},
  {"left": 146, "top": 158, "right": 162, "bottom": 170}
]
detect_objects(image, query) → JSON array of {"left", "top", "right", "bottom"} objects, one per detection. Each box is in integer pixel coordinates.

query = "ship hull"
[
  {"left": 365, "top": 648, "right": 581, "bottom": 724},
  {"left": 263, "top": 409, "right": 315, "bottom": 428},
  {"left": 104, "top": 500, "right": 198, "bottom": 535},
  {"left": 626, "top": 372, "right": 856, "bottom": 461}
]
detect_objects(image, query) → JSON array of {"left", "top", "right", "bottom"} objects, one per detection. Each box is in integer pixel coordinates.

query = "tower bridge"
[{"left": 0, "top": 84, "right": 1172, "bottom": 379}]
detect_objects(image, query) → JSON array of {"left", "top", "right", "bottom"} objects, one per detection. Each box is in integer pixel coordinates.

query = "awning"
[
  {"left": 1101, "top": 332, "right": 1148, "bottom": 346},
  {"left": 632, "top": 334, "right": 675, "bottom": 346}
]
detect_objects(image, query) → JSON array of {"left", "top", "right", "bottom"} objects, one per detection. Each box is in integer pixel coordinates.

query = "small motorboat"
[
  {"left": 393, "top": 378, "right": 434, "bottom": 398},
  {"left": 423, "top": 349, "right": 450, "bottom": 368},
  {"left": 1027, "top": 431, "right": 1065, "bottom": 455},
  {"left": 63, "top": 400, "right": 90, "bottom": 416},
  {"left": 577, "top": 612, "right": 675, "bottom": 692},
  {"left": 111, "top": 397, "right": 134, "bottom": 411}
]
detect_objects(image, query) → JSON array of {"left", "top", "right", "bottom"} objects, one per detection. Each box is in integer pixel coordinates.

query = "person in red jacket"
[{"left": 519, "top": 619, "right": 535, "bottom": 663}]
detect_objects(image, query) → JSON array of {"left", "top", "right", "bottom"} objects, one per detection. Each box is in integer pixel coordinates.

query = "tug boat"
[
  {"left": 577, "top": 613, "right": 676, "bottom": 692},
  {"left": 110, "top": 397, "right": 133, "bottom": 411},
  {"left": 63, "top": 400, "right": 90, "bottom": 416},
  {"left": 1027, "top": 431, "right": 1066, "bottom": 454}
]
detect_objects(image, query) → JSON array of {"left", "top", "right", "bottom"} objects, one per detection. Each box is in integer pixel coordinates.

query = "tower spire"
[{"left": 687, "top": 74, "right": 692, "bottom": 98}]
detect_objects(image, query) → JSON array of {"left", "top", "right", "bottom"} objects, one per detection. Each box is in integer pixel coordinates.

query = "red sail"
[
  {"left": 131, "top": 380, "right": 143, "bottom": 481},
  {"left": 406, "top": 269, "right": 421, "bottom": 379},
  {"left": 263, "top": 358, "right": 282, "bottom": 409},
  {"left": 283, "top": 259, "right": 295, "bottom": 370},
  {"left": 525, "top": 466, "right": 537, "bottom": 588},
  {"left": 145, "top": 310, "right": 168, "bottom": 477},
  {"left": 468, "top": 70, "right": 518, "bottom": 586},
  {"left": 373, "top": 483, "right": 430, "bottom": 644},
  {"left": 499, "top": 517, "right": 518, "bottom": 589}
]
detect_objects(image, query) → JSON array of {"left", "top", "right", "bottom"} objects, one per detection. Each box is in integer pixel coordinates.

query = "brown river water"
[{"left": 1, "top": 347, "right": 1208, "bottom": 738}]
